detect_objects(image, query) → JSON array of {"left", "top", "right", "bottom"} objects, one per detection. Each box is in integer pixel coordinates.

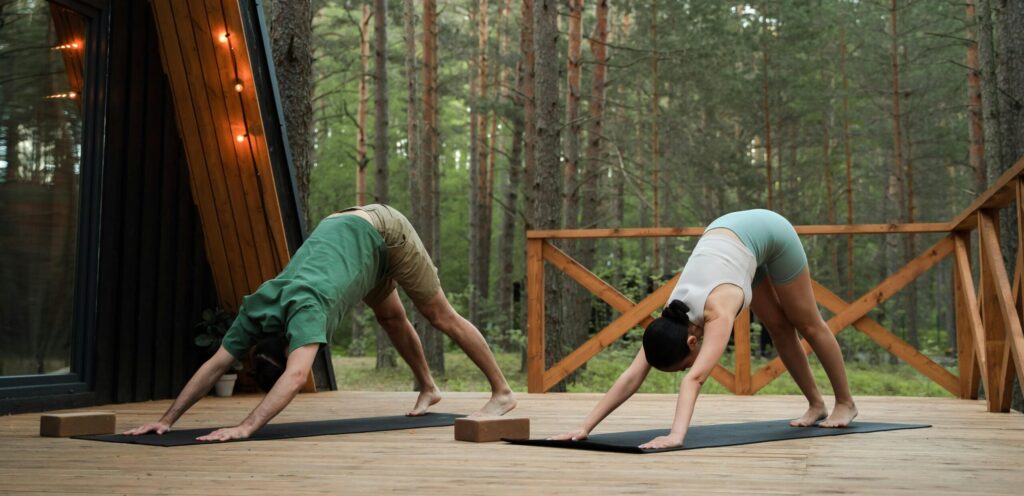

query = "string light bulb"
[
  {"left": 236, "top": 133, "right": 248, "bottom": 143},
  {"left": 234, "top": 80, "right": 244, "bottom": 93},
  {"left": 52, "top": 41, "right": 81, "bottom": 51},
  {"left": 219, "top": 32, "right": 230, "bottom": 44}
]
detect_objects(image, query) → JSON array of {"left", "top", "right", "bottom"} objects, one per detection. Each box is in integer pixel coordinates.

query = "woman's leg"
[
  {"left": 750, "top": 280, "right": 829, "bottom": 426},
  {"left": 772, "top": 268, "right": 857, "bottom": 427},
  {"left": 368, "top": 289, "right": 442, "bottom": 416},
  {"left": 415, "top": 290, "right": 517, "bottom": 416}
]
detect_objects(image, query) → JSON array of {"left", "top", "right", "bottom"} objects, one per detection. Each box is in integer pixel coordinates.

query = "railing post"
[
  {"left": 978, "top": 210, "right": 1011, "bottom": 412},
  {"left": 734, "top": 309, "right": 752, "bottom": 395},
  {"left": 954, "top": 233, "right": 979, "bottom": 399},
  {"left": 526, "top": 238, "right": 545, "bottom": 393}
]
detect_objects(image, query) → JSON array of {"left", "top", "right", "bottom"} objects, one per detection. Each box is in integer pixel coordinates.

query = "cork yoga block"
[
  {"left": 454, "top": 417, "right": 530, "bottom": 443},
  {"left": 40, "top": 412, "right": 116, "bottom": 437}
]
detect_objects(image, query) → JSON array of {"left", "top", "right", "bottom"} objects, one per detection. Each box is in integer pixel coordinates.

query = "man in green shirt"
[{"left": 124, "top": 205, "right": 516, "bottom": 442}]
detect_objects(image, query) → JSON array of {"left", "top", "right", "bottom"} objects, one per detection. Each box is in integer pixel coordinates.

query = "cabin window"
[{"left": 0, "top": 1, "right": 86, "bottom": 377}]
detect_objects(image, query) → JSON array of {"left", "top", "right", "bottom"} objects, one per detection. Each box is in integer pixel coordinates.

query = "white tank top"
[{"left": 668, "top": 235, "right": 756, "bottom": 325}]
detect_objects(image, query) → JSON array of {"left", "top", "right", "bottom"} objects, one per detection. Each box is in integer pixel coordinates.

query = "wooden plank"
[
  {"left": 150, "top": 0, "right": 238, "bottom": 309},
  {"left": 708, "top": 366, "right": 737, "bottom": 393},
  {"left": 953, "top": 233, "right": 990, "bottom": 398},
  {"left": 813, "top": 282, "right": 960, "bottom": 396},
  {"left": 526, "top": 239, "right": 545, "bottom": 393},
  {"left": 220, "top": 0, "right": 291, "bottom": 266},
  {"left": 167, "top": 0, "right": 250, "bottom": 307},
  {"left": 954, "top": 239, "right": 980, "bottom": 399},
  {"left": 543, "top": 275, "right": 679, "bottom": 391},
  {"left": 184, "top": 0, "right": 263, "bottom": 293},
  {"left": 734, "top": 309, "right": 751, "bottom": 395},
  {"left": 951, "top": 155, "right": 1024, "bottom": 231},
  {"left": 527, "top": 223, "right": 951, "bottom": 240},
  {"left": 750, "top": 239, "right": 953, "bottom": 392},
  {"left": 978, "top": 211, "right": 1024, "bottom": 410},
  {"left": 4, "top": 393, "right": 1024, "bottom": 494},
  {"left": 204, "top": 0, "right": 281, "bottom": 281},
  {"left": 542, "top": 243, "right": 654, "bottom": 328}
]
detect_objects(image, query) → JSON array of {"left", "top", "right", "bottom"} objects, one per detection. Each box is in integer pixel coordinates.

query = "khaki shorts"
[{"left": 339, "top": 204, "right": 441, "bottom": 306}]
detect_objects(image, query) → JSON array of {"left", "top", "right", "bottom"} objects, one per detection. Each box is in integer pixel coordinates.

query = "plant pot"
[{"left": 214, "top": 374, "right": 237, "bottom": 397}]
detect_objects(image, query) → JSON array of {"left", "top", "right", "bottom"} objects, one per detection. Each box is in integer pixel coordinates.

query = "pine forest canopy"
[{"left": 277, "top": 0, "right": 1023, "bottom": 389}]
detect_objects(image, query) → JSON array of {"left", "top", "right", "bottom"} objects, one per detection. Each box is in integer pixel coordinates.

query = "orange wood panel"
[
  {"left": 526, "top": 239, "right": 545, "bottom": 393},
  {"left": 221, "top": 0, "right": 291, "bottom": 266},
  {"left": 150, "top": 0, "right": 238, "bottom": 309}
]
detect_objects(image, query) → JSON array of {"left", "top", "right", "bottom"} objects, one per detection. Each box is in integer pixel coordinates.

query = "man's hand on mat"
[
  {"left": 639, "top": 434, "right": 684, "bottom": 450},
  {"left": 548, "top": 428, "right": 589, "bottom": 441},
  {"left": 123, "top": 421, "right": 171, "bottom": 436},
  {"left": 196, "top": 425, "right": 252, "bottom": 442}
]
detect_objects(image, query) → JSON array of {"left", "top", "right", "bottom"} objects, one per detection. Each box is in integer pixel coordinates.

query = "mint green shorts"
[{"left": 705, "top": 209, "right": 808, "bottom": 287}]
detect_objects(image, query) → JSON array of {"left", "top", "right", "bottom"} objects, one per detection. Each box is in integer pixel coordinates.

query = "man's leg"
[
  {"left": 415, "top": 290, "right": 517, "bottom": 416},
  {"left": 368, "top": 289, "right": 442, "bottom": 416}
]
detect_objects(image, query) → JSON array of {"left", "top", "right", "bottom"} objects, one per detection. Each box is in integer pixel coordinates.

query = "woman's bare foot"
[
  {"left": 790, "top": 404, "right": 828, "bottom": 427},
  {"left": 470, "top": 390, "right": 517, "bottom": 417},
  {"left": 407, "top": 386, "right": 442, "bottom": 416},
  {"left": 820, "top": 401, "right": 857, "bottom": 428}
]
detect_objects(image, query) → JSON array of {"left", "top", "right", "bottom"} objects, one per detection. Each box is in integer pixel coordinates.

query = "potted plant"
[{"left": 195, "top": 307, "right": 242, "bottom": 397}]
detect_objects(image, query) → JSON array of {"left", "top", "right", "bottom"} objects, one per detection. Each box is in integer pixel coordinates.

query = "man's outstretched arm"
[
  {"left": 123, "top": 346, "right": 236, "bottom": 435},
  {"left": 196, "top": 343, "right": 319, "bottom": 442}
]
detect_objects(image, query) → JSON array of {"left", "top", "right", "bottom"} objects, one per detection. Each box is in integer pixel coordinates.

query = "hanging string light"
[
  {"left": 51, "top": 41, "right": 81, "bottom": 51},
  {"left": 220, "top": 28, "right": 251, "bottom": 144},
  {"left": 44, "top": 91, "right": 77, "bottom": 99}
]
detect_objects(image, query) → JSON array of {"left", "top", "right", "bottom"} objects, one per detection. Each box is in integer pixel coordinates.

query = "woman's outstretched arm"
[
  {"left": 549, "top": 348, "right": 653, "bottom": 440},
  {"left": 638, "top": 316, "right": 733, "bottom": 449}
]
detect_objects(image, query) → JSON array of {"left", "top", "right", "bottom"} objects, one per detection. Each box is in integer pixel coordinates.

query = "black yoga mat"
[
  {"left": 506, "top": 419, "right": 930, "bottom": 453},
  {"left": 75, "top": 413, "right": 464, "bottom": 447}
]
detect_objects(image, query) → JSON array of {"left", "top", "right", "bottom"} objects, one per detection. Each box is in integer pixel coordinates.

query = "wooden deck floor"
[{"left": 1, "top": 392, "right": 1022, "bottom": 495}]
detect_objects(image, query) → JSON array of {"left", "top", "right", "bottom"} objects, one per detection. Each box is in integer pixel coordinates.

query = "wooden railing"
[{"left": 526, "top": 157, "right": 1024, "bottom": 413}]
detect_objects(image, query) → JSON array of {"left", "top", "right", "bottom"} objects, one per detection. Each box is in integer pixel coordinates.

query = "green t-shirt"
[{"left": 222, "top": 216, "right": 387, "bottom": 359}]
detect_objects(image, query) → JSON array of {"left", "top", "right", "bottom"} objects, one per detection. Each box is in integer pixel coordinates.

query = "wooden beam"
[
  {"left": 541, "top": 242, "right": 654, "bottom": 328},
  {"left": 526, "top": 239, "right": 545, "bottom": 393},
  {"left": 954, "top": 236, "right": 980, "bottom": 399},
  {"left": 709, "top": 366, "right": 737, "bottom": 393},
  {"left": 750, "top": 238, "right": 953, "bottom": 392},
  {"left": 978, "top": 211, "right": 1024, "bottom": 410},
  {"left": 527, "top": 223, "right": 952, "bottom": 240},
  {"left": 954, "top": 233, "right": 990, "bottom": 398},
  {"left": 543, "top": 275, "right": 679, "bottom": 391},
  {"left": 951, "top": 155, "right": 1024, "bottom": 231},
  {"left": 734, "top": 309, "right": 751, "bottom": 395},
  {"left": 813, "top": 282, "right": 960, "bottom": 396}
]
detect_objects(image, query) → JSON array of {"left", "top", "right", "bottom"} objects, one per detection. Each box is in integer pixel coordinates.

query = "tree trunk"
[
  {"left": 497, "top": 0, "right": 520, "bottom": 334},
  {"left": 966, "top": 0, "right": 987, "bottom": 194},
  {"left": 533, "top": 0, "right": 565, "bottom": 390},
  {"left": 977, "top": 0, "right": 1002, "bottom": 177},
  {"left": 823, "top": 114, "right": 838, "bottom": 282},
  {"left": 521, "top": 0, "right": 537, "bottom": 228},
  {"left": 468, "top": 4, "right": 481, "bottom": 324},
  {"left": 357, "top": 4, "right": 371, "bottom": 206},
  {"left": 373, "top": 0, "right": 396, "bottom": 369},
  {"left": 840, "top": 28, "right": 855, "bottom": 299},
  {"left": 420, "top": 0, "right": 444, "bottom": 373},
  {"left": 582, "top": 0, "right": 608, "bottom": 261},
  {"left": 650, "top": 0, "right": 661, "bottom": 273},
  {"left": 351, "top": 3, "right": 372, "bottom": 357},
  {"left": 562, "top": 0, "right": 586, "bottom": 359},
  {"left": 270, "top": 0, "right": 314, "bottom": 225},
  {"left": 761, "top": 2, "right": 773, "bottom": 211}
]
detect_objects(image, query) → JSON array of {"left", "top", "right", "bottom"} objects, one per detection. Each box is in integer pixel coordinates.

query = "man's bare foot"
[
  {"left": 820, "top": 402, "right": 857, "bottom": 428},
  {"left": 407, "top": 386, "right": 442, "bottom": 416},
  {"left": 790, "top": 404, "right": 828, "bottom": 427},
  {"left": 469, "top": 390, "right": 517, "bottom": 417}
]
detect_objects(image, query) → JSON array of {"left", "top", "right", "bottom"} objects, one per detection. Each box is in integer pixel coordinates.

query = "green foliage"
[{"left": 194, "top": 307, "right": 243, "bottom": 370}]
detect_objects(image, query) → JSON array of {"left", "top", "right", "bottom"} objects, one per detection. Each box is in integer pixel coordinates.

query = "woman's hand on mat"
[
  {"left": 548, "top": 428, "right": 589, "bottom": 441},
  {"left": 196, "top": 425, "right": 252, "bottom": 442},
  {"left": 123, "top": 421, "right": 171, "bottom": 436},
  {"left": 639, "top": 434, "right": 684, "bottom": 450}
]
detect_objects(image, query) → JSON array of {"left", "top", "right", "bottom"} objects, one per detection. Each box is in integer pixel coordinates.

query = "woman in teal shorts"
[{"left": 553, "top": 209, "right": 857, "bottom": 449}]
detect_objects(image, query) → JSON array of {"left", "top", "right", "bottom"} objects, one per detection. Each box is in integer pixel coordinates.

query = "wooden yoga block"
[
  {"left": 454, "top": 417, "right": 530, "bottom": 443},
  {"left": 40, "top": 412, "right": 116, "bottom": 437}
]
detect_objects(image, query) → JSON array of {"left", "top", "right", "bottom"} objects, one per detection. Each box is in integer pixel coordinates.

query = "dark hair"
[
  {"left": 643, "top": 300, "right": 692, "bottom": 369},
  {"left": 251, "top": 334, "right": 289, "bottom": 392}
]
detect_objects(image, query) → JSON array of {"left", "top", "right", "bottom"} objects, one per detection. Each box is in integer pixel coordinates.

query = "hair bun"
[{"left": 662, "top": 300, "right": 690, "bottom": 323}]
